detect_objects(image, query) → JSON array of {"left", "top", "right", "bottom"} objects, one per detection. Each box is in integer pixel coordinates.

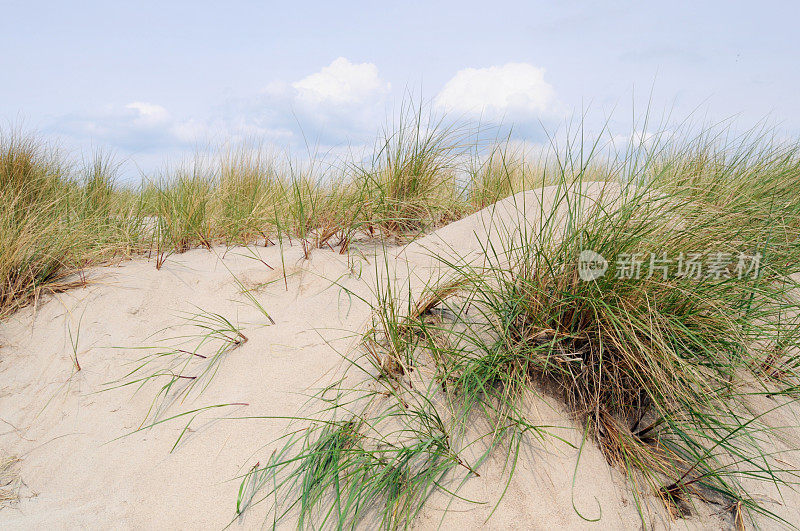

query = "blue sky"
[{"left": 2, "top": 1, "right": 798, "bottom": 180}]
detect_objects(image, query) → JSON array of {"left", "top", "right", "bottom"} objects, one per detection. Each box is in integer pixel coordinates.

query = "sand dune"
[{"left": 1, "top": 184, "right": 798, "bottom": 529}]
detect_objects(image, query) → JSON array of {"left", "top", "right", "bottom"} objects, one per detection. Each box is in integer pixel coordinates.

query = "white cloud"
[
  {"left": 435, "top": 63, "right": 559, "bottom": 122},
  {"left": 49, "top": 59, "right": 394, "bottom": 177},
  {"left": 292, "top": 57, "right": 390, "bottom": 106},
  {"left": 230, "top": 57, "right": 394, "bottom": 145},
  {"left": 52, "top": 58, "right": 392, "bottom": 161},
  {"left": 125, "top": 101, "right": 170, "bottom": 126}
]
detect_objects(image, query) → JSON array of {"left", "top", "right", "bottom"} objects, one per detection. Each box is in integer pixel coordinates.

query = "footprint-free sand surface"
[{"left": 2, "top": 184, "right": 799, "bottom": 529}]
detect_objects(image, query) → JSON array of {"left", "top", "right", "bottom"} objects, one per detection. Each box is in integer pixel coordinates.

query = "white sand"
[{"left": 1, "top": 184, "right": 798, "bottom": 529}]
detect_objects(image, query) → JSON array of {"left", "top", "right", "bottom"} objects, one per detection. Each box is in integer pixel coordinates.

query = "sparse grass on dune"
[
  {"left": 108, "top": 308, "right": 248, "bottom": 424},
  {"left": 0, "top": 452, "right": 21, "bottom": 507},
  {"left": 101, "top": 305, "right": 254, "bottom": 456}
]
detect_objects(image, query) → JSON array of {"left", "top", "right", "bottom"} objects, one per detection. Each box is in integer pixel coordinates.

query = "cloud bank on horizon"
[{"left": 45, "top": 57, "right": 565, "bottom": 173}]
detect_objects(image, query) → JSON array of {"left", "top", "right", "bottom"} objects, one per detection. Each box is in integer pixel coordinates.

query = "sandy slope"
[{"left": 0, "top": 184, "right": 798, "bottom": 529}]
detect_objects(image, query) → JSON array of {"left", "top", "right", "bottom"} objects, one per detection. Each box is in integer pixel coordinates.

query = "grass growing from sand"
[
  {"left": 0, "top": 453, "right": 21, "bottom": 507},
  {"left": 108, "top": 308, "right": 249, "bottom": 427}
]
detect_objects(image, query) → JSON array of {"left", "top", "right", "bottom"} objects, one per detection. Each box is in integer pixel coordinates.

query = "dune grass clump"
[
  {"left": 216, "top": 143, "right": 283, "bottom": 246},
  {"left": 353, "top": 103, "right": 471, "bottom": 238},
  {"left": 149, "top": 160, "right": 216, "bottom": 267},
  {"left": 652, "top": 130, "right": 800, "bottom": 269},
  {"left": 236, "top": 386, "right": 466, "bottom": 528},
  {"left": 0, "top": 132, "right": 73, "bottom": 315},
  {"left": 436, "top": 182, "right": 800, "bottom": 521},
  {"left": 278, "top": 162, "right": 352, "bottom": 256},
  {"left": 468, "top": 141, "right": 540, "bottom": 210},
  {"left": 0, "top": 130, "right": 144, "bottom": 316},
  {"left": 417, "top": 136, "right": 800, "bottom": 523}
]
